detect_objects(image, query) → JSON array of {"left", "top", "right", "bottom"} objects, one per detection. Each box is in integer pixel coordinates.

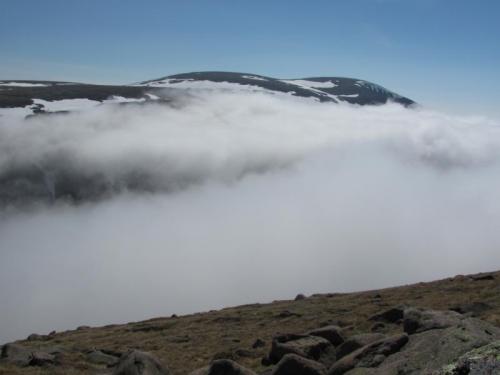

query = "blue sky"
[{"left": 1, "top": 0, "right": 499, "bottom": 116}]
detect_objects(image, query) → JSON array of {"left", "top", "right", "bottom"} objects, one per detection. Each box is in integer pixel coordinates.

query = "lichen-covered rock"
[
  {"left": 29, "top": 351, "right": 55, "bottom": 366},
  {"left": 449, "top": 302, "right": 491, "bottom": 317},
  {"left": 269, "top": 334, "right": 335, "bottom": 366},
  {"left": 113, "top": 350, "right": 169, "bottom": 375},
  {"left": 368, "top": 307, "right": 404, "bottom": 324},
  {"left": 307, "top": 326, "right": 345, "bottom": 346},
  {"left": 352, "top": 315, "right": 500, "bottom": 374},
  {"left": 403, "top": 308, "right": 462, "bottom": 334},
  {"left": 272, "top": 353, "right": 327, "bottom": 375},
  {"left": 437, "top": 340, "right": 500, "bottom": 374},
  {"left": 328, "top": 334, "right": 408, "bottom": 374},
  {"left": 335, "top": 334, "right": 385, "bottom": 360}
]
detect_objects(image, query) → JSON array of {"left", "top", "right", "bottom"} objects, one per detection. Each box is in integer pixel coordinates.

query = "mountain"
[
  {"left": 0, "top": 270, "right": 498, "bottom": 374},
  {"left": 140, "top": 71, "right": 415, "bottom": 106},
  {"left": 0, "top": 72, "right": 415, "bottom": 118}
]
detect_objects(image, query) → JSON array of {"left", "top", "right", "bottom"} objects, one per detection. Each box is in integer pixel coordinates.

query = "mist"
[{"left": 1, "top": 91, "right": 500, "bottom": 344}]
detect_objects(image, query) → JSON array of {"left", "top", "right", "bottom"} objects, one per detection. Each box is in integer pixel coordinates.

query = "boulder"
[
  {"left": 328, "top": 333, "right": 408, "bottom": 374},
  {"left": 335, "top": 334, "right": 385, "bottom": 360},
  {"left": 1, "top": 343, "right": 32, "bottom": 366},
  {"left": 368, "top": 307, "right": 404, "bottom": 324},
  {"left": 350, "top": 315, "right": 500, "bottom": 374},
  {"left": 469, "top": 273, "right": 495, "bottom": 281},
  {"left": 29, "top": 351, "right": 55, "bottom": 366},
  {"left": 27, "top": 333, "right": 49, "bottom": 341},
  {"left": 403, "top": 308, "right": 462, "bottom": 334},
  {"left": 190, "top": 359, "right": 256, "bottom": 374},
  {"left": 449, "top": 302, "right": 491, "bottom": 317},
  {"left": 271, "top": 353, "right": 327, "bottom": 375},
  {"left": 268, "top": 334, "right": 335, "bottom": 366},
  {"left": 113, "top": 350, "right": 169, "bottom": 375},
  {"left": 295, "top": 294, "right": 307, "bottom": 301},
  {"left": 307, "top": 326, "right": 345, "bottom": 346},
  {"left": 436, "top": 340, "right": 500, "bottom": 374}
]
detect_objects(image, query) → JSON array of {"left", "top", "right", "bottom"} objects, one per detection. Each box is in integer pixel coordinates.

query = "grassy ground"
[{"left": 1, "top": 270, "right": 499, "bottom": 375}]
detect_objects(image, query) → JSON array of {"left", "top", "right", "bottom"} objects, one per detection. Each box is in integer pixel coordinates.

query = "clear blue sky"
[{"left": 1, "top": 0, "right": 499, "bottom": 116}]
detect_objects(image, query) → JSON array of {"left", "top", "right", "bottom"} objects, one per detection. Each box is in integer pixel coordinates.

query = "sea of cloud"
[{"left": 1, "top": 91, "right": 499, "bottom": 343}]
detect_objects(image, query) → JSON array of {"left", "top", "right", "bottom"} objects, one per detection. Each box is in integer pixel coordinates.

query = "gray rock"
[
  {"left": 328, "top": 333, "right": 408, "bottom": 374},
  {"left": 403, "top": 308, "right": 462, "bottom": 334},
  {"left": 295, "top": 294, "right": 307, "bottom": 301},
  {"left": 190, "top": 359, "right": 256, "bottom": 374},
  {"left": 368, "top": 307, "right": 404, "bottom": 324},
  {"left": 437, "top": 340, "right": 500, "bottom": 374},
  {"left": 1, "top": 343, "right": 32, "bottom": 366},
  {"left": 113, "top": 350, "right": 169, "bottom": 375},
  {"left": 307, "top": 326, "right": 345, "bottom": 346},
  {"left": 349, "top": 315, "right": 500, "bottom": 374},
  {"left": 449, "top": 302, "right": 491, "bottom": 317},
  {"left": 29, "top": 351, "right": 55, "bottom": 366},
  {"left": 469, "top": 273, "right": 495, "bottom": 281},
  {"left": 27, "top": 333, "right": 50, "bottom": 341},
  {"left": 335, "top": 334, "right": 385, "bottom": 360},
  {"left": 271, "top": 353, "right": 327, "bottom": 375},
  {"left": 269, "top": 334, "right": 335, "bottom": 366}
]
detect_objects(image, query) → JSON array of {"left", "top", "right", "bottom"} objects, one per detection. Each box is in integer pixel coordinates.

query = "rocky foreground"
[{"left": 1, "top": 271, "right": 499, "bottom": 374}]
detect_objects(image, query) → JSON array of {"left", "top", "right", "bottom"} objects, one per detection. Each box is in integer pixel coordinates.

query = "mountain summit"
[{"left": 0, "top": 71, "right": 414, "bottom": 118}]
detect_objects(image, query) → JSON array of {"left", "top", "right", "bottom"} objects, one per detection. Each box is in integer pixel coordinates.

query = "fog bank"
[{"left": 1, "top": 92, "right": 500, "bottom": 343}]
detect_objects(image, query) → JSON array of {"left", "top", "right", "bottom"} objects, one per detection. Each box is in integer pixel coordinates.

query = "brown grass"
[{"left": 1, "top": 270, "right": 499, "bottom": 375}]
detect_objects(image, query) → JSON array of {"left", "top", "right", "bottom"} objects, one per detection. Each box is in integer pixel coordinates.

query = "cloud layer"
[{"left": 1, "top": 91, "right": 500, "bottom": 343}]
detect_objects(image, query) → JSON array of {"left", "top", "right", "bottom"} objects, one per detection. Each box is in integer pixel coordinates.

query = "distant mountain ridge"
[
  {"left": 0, "top": 71, "right": 415, "bottom": 116},
  {"left": 140, "top": 71, "right": 414, "bottom": 106}
]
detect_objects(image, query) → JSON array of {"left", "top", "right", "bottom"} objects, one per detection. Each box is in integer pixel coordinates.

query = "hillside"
[
  {"left": 0, "top": 72, "right": 415, "bottom": 119},
  {"left": 1, "top": 270, "right": 499, "bottom": 374}
]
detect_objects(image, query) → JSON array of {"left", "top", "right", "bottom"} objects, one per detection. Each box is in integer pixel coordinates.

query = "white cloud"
[{"left": 0, "top": 91, "right": 499, "bottom": 343}]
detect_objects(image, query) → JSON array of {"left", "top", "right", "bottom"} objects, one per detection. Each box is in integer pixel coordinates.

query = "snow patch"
[
  {"left": 145, "top": 93, "right": 160, "bottom": 100},
  {"left": 0, "top": 82, "right": 49, "bottom": 87},
  {"left": 281, "top": 80, "right": 338, "bottom": 102},
  {"left": 241, "top": 75, "right": 268, "bottom": 81},
  {"left": 287, "top": 79, "right": 338, "bottom": 89},
  {"left": 103, "top": 96, "right": 146, "bottom": 104}
]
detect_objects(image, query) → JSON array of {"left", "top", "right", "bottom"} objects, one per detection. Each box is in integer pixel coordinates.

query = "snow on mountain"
[{"left": 0, "top": 72, "right": 415, "bottom": 119}]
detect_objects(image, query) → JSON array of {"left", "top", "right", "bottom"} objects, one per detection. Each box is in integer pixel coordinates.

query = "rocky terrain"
[{"left": 1, "top": 270, "right": 499, "bottom": 374}]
